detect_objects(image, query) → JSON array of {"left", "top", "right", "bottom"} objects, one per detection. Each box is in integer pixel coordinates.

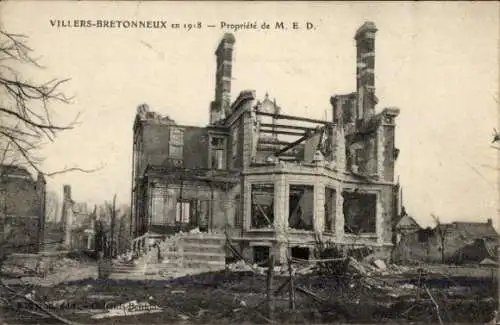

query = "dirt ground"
[{"left": 1, "top": 268, "right": 497, "bottom": 324}]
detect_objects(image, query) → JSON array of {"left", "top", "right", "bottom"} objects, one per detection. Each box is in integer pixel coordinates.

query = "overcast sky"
[{"left": 1, "top": 1, "right": 498, "bottom": 228}]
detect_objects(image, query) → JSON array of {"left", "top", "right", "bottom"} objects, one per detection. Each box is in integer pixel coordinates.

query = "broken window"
[
  {"left": 175, "top": 200, "right": 190, "bottom": 223},
  {"left": 324, "top": 187, "right": 336, "bottom": 232},
  {"left": 169, "top": 127, "right": 184, "bottom": 160},
  {"left": 251, "top": 184, "right": 274, "bottom": 228},
  {"left": 288, "top": 185, "right": 314, "bottom": 231},
  {"left": 342, "top": 191, "right": 376, "bottom": 234},
  {"left": 210, "top": 136, "right": 226, "bottom": 170}
]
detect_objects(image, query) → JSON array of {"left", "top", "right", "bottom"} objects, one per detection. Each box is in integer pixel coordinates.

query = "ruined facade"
[
  {"left": 0, "top": 164, "right": 46, "bottom": 253},
  {"left": 59, "top": 185, "right": 95, "bottom": 250},
  {"left": 131, "top": 22, "right": 401, "bottom": 263}
]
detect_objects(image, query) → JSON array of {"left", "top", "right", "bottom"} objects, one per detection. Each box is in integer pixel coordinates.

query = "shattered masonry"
[{"left": 131, "top": 21, "right": 401, "bottom": 264}]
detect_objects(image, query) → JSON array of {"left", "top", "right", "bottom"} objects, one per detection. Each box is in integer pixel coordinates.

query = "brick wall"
[
  {"left": 0, "top": 172, "right": 45, "bottom": 253},
  {"left": 139, "top": 123, "right": 209, "bottom": 170}
]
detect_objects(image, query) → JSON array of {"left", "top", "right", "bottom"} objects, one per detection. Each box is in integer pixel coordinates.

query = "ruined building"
[
  {"left": 59, "top": 185, "right": 95, "bottom": 250},
  {"left": 0, "top": 164, "right": 46, "bottom": 253},
  {"left": 131, "top": 22, "right": 401, "bottom": 263}
]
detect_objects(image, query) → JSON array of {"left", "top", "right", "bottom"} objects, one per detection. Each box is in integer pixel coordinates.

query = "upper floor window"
[
  {"left": 210, "top": 136, "right": 226, "bottom": 170},
  {"left": 169, "top": 127, "right": 184, "bottom": 160},
  {"left": 231, "top": 126, "right": 239, "bottom": 161}
]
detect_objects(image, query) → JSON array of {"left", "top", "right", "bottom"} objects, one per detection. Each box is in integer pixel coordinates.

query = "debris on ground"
[
  {"left": 1, "top": 253, "right": 97, "bottom": 287},
  {"left": 372, "top": 259, "right": 387, "bottom": 270},
  {"left": 227, "top": 260, "right": 252, "bottom": 273},
  {"left": 178, "top": 313, "right": 190, "bottom": 320},
  {"left": 90, "top": 300, "right": 163, "bottom": 319}
]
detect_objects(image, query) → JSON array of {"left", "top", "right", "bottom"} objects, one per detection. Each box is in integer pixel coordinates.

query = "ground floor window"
[
  {"left": 288, "top": 185, "right": 314, "bottom": 230},
  {"left": 251, "top": 184, "right": 274, "bottom": 228},
  {"left": 342, "top": 191, "right": 377, "bottom": 234}
]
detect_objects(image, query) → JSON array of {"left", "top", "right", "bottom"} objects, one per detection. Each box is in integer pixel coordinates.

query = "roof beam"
[
  {"left": 258, "top": 139, "right": 292, "bottom": 146},
  {"left": 274, "top": 126, "right": 326, "bottom": 156},
  {"left": 259, "top": 129, "right": 305, "bottom": 137},
  {"left": 256, "top": 111, "right": 331, "bottom": 125},
  {"left": 259, "top": 123, "right": 316, "bottom": 132}
]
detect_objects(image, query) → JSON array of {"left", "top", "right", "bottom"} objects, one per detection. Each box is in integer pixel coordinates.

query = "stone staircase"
[{"left": 109, "top": 233, "right": 227, "bottom": 280}]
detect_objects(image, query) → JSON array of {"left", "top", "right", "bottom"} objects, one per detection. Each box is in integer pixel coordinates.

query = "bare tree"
[
  {"left": 0, "top": 29, "right": 100, "bottom": 175},
  {"left": 432, "top": 214, "right": 451, "bottom": 264},
  {"left": 0, "top": 29, "right": 96, "bottom": 324}
]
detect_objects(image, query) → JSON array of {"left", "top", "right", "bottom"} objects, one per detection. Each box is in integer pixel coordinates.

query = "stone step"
[
  {"left": 180, "top": 237, "right": 225, "bottom": 246},
  {"left": 182, "top": 260, "right": 225, "bottom": 269},
  {"left": 182, "top": 244, "right": 225, "bottom": 254},
  {"left": 162, "top": 250, "right": 224, "bottom": 260},
  {"left": 113, "top": 260, "right": 225, "bottom": 273},
  {"left": 182, "top": 253, "right": 225, "bottom": 263}
]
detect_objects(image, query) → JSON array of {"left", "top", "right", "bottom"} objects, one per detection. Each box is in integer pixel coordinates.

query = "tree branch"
[
  {"left": 0, "top": 107, "right": 73, "bottom": 131},
  {"left": 45, "top": 164, "right": 105, "bottom": 177},
  {"left": 0, "top": 29, "right": 81, "bottom": 173}
]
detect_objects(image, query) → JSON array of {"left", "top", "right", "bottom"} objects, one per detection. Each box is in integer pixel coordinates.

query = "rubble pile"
[{"left": 1, "top": 253, "right": 97, "bottom": 286}]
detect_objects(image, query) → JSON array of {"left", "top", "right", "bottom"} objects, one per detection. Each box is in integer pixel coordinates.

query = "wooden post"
[
  {"left": 266, "top": 254, "right": 275, "bottom": 320},
  {"left": 110, "top": 194, "right": 117, "bottom": 258},
  {"left": 288, "top": 257, "right": 296, "bottom": 310}
]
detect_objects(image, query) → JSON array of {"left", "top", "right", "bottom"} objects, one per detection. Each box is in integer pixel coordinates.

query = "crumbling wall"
[
  {"left": 141, "top": 124, "right": 209, "bottom": 170},
  {"left": 140, "top": 123, "right": 171, "bottom": 169},
  {"left": 378, "top": 186, "right": 394, "bottom": 245},
  {"left": 382, "top": 115, "right": 397, "bottom": 182},
  {"left": 183, "top": 127, "right": 210, "bottom": 169},
  {"left": 241, "top": 100, "right": 256, "bottom": 168},
  {"left": 0, "top": 177, "right": 41, "bottom": 217},
  {"left": 0, "top": 172, "right": 45, "bottom": 253}
]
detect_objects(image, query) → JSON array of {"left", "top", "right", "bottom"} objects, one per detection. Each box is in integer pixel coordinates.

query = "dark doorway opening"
[
  {"left": 291, "top": 246, "right": 310, "bottom": 260},
  {"left": 253, "top": 246, "right": 270, "bottom": 266}
]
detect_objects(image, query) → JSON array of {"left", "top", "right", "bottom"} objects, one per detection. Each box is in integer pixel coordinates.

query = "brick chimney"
[
  {"left": 355, "top": 21, "right": 378, "bottom": 122},
  {"left": 210, "top": 33, "right": 236, "bottom": 124},
  {"left": 63, "top": 184, "right": 71, "bottom": 202},
  {"left": 61, "top": 185, "right": 73, "bottom": 247}
]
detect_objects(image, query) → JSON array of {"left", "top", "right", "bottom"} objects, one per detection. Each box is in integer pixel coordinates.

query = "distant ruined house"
[
  {"left": 131, "top": 22, "right": 402, "bottom": 264},
  {"left": 394, "top": 207, "right": 421, "bottom": 244},
  {"left": 394, "top": 218, "right": 499, "bottom": 264},
  {"left": 0, "top": 164, "right": 46, "bottom": 254},
  {"left": 44, "top": 185, "right": 96, "bottom": 251}
]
